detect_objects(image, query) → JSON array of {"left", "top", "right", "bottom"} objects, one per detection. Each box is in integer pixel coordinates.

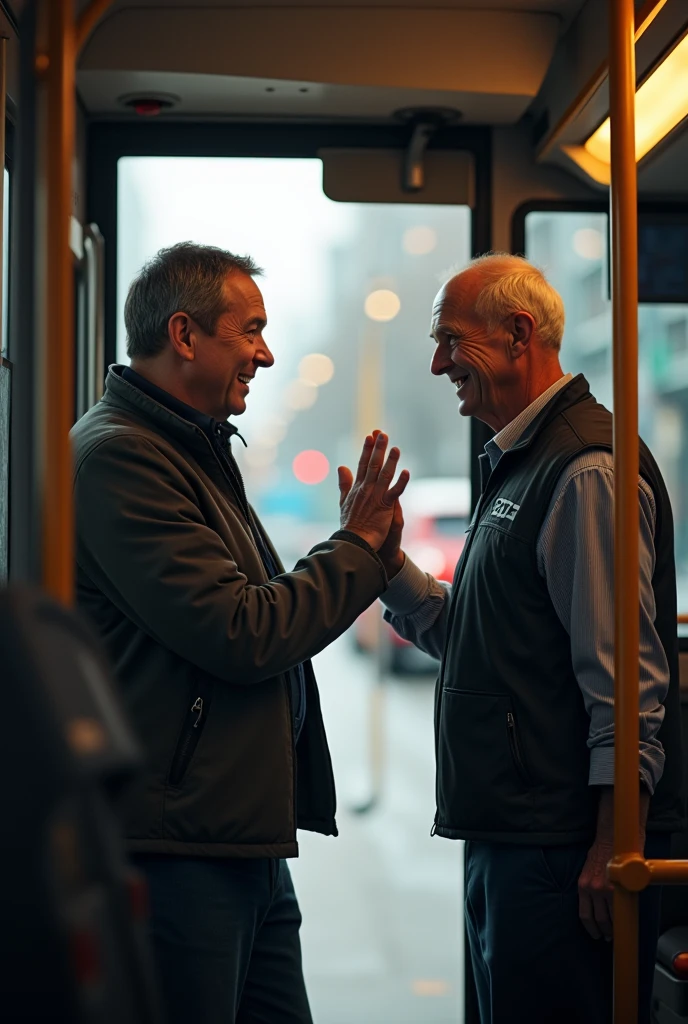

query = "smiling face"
[
  {"left": 195, "top": 272, "right": 273, "bottom": 419},
  {"left": 165, "top": 270, "right": 274, "bottom": 421},
  {"left": 429, "top": 272, "right": 514, "bottom": 430},
  {"left": 430, "top": 270, "right": 541, "bottom": 432}
]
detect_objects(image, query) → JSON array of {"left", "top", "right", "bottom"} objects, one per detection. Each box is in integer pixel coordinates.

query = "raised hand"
[
  {"left": 337, "top": 432, "right": 410, "bottom": 552},
  {"left": 377, "top": 500, "right": 405, "bottom": 579}
]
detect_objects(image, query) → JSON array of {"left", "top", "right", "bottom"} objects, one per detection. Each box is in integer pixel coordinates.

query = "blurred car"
[{"left": 354, "top": 477, "right": 470, "bottom": 674}]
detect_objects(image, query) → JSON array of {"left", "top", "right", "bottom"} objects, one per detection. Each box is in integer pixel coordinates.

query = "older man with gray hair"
[{"left": 379, "top": 254, "right": 683, "bottom": 1023}]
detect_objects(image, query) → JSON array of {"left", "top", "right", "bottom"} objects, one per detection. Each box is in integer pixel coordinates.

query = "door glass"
[
  {"left": 526, "top": 209, "right": 688, "bottom": 620},
  {"left": 118, "top": 156, "right": 470, "bottom": 1021},
  {"left": 2, "top": 167, "right": 8, "bottom": 357}
]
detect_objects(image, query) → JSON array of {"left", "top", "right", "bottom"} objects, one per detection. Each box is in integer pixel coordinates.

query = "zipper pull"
[
  {"left": 191, "top": 697, "right": 203, "bottom": 728},
  {"left": 430, "top": 819, "right": 438, "bottom": 837},
  {"left": 507, "top": 711, "right": 515, "bottom": 729}
]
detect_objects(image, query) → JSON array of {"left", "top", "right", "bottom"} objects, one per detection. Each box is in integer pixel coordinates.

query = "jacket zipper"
[
  {"left": 506, "top": 711, "right": 531, "bottom": 785},
  {"left": 433, "top": 484, "right": 491, "bottom": 835},
  {"left": 168, "top": 697, "right": 205, "bottom": 786}
]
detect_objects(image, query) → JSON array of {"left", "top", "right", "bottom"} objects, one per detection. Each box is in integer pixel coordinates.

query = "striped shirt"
[{"left": 382, "top": 375, "right": 668, "bottom": 793}]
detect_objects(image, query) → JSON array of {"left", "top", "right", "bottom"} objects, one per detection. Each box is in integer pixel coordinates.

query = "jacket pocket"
[
  {"left": 437, "top": 689, "right": 533, "bottom": 833},
  {"left": 168, "top": 694, "right": 208, "bottom": 787}
]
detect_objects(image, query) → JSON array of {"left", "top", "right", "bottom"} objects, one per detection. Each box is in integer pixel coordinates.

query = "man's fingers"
[
  {"left": 387, "top": 469, "right": 410, "bottom": 503},
  {"left": 594, "top": 892, "right": 614, "bottom": 941},
  {"left": 363, "top": 432, "right": 389, "bottom": 483},
  {"left": 376, "top": 447, "right": 401, "bottom": 489},
  {"left": 354, "top": 435, "right": 375, "bottom": 485},
  {"left": 338, "top": 466, "right": 354, "bottom": 503},
  {"left": 578, "top": 891, "right": 602, "bottom": 940}
]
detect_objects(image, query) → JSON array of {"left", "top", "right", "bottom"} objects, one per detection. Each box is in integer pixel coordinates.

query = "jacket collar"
[
  {"left": 478, "top": 374, "right": 592, "bottom": 494},
  {"left": 104, "top": 365, "right": 245, "bottom": 456},
  {"left": 504, "top": 373, "right": 591, "bottom": 454}
]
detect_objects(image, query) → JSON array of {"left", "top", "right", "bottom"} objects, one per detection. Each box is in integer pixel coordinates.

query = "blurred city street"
[{"left": 290, "top": 631, "right": 464, "bottom": 1024}]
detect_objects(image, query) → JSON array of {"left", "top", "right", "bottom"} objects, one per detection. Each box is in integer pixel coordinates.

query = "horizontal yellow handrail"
[
  {"left": 646, "top": 860, "right": 688, "bottom": 884},
  {"left": 609, "top": 856, "right": 688, "bottom": 891}
]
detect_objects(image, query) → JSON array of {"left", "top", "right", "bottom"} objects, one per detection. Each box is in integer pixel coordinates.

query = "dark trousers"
[
  {"left": 131, "top": 855, "right": 313, "bottom": 1024},
  {"left": 465, "top": 834, "right": 670, "bottom": 1024}
]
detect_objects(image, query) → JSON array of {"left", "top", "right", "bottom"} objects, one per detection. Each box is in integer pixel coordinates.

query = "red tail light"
[{"left": 672, "top": 952, "right": 688, "bottom": 978}]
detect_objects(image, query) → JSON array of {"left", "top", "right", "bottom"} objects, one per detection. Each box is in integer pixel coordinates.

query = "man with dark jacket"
[
  {"left": 71, "top": 242, "right": 409, "bottom": 1024},
  {"left": 380, "top": 254, "right": 683, "bottom": 1023}
]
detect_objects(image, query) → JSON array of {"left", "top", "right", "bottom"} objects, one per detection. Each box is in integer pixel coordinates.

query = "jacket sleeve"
[
  {"left": 536, "top": 454, "right": 668, "bottom": 794},
  {"left": 74, "top": 433, "right": 388, "bottom": 683},
  {"left": 381, "top": 555, "right": 451, "bottom": 660}
]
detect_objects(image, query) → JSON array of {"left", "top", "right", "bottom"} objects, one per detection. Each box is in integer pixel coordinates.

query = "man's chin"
[{"left": 227, "top": 397, "right": 247, "bottom": 417}]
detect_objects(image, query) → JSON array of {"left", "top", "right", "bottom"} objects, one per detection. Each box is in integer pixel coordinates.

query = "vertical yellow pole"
[
  {"left": 43, "top": 0, "right": 76, "bottom": 604},
  {"left": 609, "top": 0, "right": 640, "bottom": 1020}
]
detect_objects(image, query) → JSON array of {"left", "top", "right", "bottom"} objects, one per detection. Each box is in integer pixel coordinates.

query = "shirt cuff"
[
  {"left": 380, "top": 555, "right": 432, "bottom": 615},
  {"left": 589, "top": 746, "right": 656, "bottom": 795}
]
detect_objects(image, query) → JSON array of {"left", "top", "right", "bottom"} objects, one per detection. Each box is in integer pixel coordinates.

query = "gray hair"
[
  {"left": 124, "top": 242, "right": 263, "bottom": 359},
  {"left": 465, "top": 252, "right": 565, "bottom": 351}
]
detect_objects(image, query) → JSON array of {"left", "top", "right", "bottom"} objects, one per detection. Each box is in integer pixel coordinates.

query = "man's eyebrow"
[{"left": 244, "top": 315, "right": 267, "bottom": 330}]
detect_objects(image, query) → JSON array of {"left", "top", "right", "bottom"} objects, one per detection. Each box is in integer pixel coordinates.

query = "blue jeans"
[
  {"left": 131, "top": 856, "right": 312, "bottom": 1024},
  {"left": 465, "top": 834, "right": 670, "bottom": 1024}
]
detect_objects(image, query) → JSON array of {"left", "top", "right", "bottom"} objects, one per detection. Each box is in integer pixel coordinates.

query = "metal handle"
[{"left": 83, "top": 223, "right": 105, "bottom": 408}]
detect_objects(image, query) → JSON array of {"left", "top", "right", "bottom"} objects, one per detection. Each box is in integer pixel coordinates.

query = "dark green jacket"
[{"left": 71, "top": 368, "right": 387, "bottom": 858}]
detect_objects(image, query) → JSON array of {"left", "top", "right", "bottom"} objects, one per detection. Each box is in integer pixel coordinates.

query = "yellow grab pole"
[
  {"left": 43, "top": 0, "right": 76, "bottom": 604},
  {"left": 609, "top": 0, "right": 641, "bottom": 1020},
  {"left": 41, "top": 0, "right": 116, "bottom": 604}
]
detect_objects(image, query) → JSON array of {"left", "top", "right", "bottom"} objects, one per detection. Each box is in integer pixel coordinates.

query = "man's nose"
[
  {"left": 256, "top": 342, "right": 275, "bottom": 368},
  {"left": 430, "top": 344, "right": 452, "bottom": 377}
]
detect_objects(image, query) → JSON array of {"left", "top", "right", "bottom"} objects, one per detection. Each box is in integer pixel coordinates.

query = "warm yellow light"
[
  {"left": 298, "top": 353, "right": 335, "bottom": 386},
  {"left": 585, "top": 31, "right": 688, "bottom": 165},
  {"left": 364, "top": 289, "right": 401, "bottom": 322}
]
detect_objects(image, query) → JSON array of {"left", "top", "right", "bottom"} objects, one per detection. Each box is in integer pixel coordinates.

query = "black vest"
[{"left": 434, "top": 375, "right": 684, "bottom": 844}]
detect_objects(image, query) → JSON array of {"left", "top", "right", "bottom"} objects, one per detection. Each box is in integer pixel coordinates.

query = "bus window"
[
  {"left": 117, "top": 155, "right": 470, "bottom": 1021},
  {"left": 525, "top": 209, "right": 688, "bottom": 623}
]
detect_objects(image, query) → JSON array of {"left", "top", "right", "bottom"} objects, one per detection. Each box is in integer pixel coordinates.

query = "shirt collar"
[{"left": 483, "top": 374, "right": 573, "bottom": 470}]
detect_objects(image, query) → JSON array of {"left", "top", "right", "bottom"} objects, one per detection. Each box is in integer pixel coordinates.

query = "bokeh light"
[
  {"left": 573, "top": 228, "right": 604, "bottom": 261},
  {"left": 364, "top": 289, "right": 401, "bottom": 322},
  {"left": 285, "top": 379, "right": 318, "bottom": 411},
  {"left": 244, "top": 444, "right": 278, "bottom": 470},
  {"left": 260, "top": 416, "right": 288, "bottom": 446},
  {"left": 403, "top": 226, "right": 437, "bottom": 256},
  {"left": 299, "top": 353, "right": 335, "bottom": 386},
  {"left": 293, "top": 449, "right": 330, "bottom": 485}
]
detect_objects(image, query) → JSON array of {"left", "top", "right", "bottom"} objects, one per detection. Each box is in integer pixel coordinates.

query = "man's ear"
[
  {"left": 510, "top": 311, "right": 535, "bottom": 357},
  {"left": 167, "top": 312, "right": 196, "bottom": 362}
]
